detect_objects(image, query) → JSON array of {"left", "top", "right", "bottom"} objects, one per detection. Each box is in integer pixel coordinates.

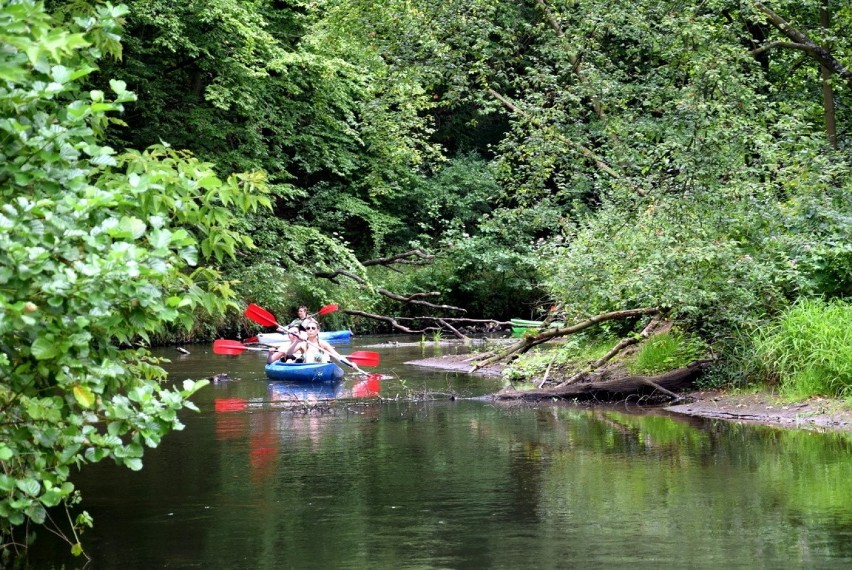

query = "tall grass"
[
  {"left": 753, "top": 298, "right": 852, "bottom": 399},
  {"left": 627, "top": 331, "right": 706, "bottom": 375}
]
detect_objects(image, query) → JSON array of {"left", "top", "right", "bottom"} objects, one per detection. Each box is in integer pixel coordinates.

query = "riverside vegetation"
[{"left": 2, "top": 0, "right": 852, "bottom": 562}]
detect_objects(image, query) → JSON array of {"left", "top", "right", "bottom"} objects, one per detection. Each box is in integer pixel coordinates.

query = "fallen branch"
[
  {"left": 342, "top": 309, "right": 439, "bottom": 334},
  {"left": 340, "top": 310, "right": 506, "bottom": 335},
  {"left": 361, "top": 249, "right": 435, "bottom": 267},
  {"left": 375, "top": 288, "right": 466, "bottom": 312},
  {"left": 472, "top": 306, "right": 661, "bottom": 370},
  {"left": 491, "top": 359, "right": 712, "bottom": 403},
  {"left": 559, "top": 318, "right": 666, "bottom": 386},
  {"left": 438, "top": 318, "right": 468, "bottom": 340}
]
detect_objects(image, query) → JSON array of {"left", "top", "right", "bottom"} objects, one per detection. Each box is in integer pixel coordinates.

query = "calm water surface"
[{"left": 30, "top": 336, "right": 852, "bottom": 568}]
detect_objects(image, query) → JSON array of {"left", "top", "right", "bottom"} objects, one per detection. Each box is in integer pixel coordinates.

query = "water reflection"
[
  {"left": 268, "top": 381, "right": 344, "bottom": 402},
  {"left": 25, "top": 339, "right": 852, "bottom": 568}
]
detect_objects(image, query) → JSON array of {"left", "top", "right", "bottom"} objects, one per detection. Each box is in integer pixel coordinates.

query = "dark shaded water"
[{"left": 28, "top": 337, "right": 852, "bottom": 568}]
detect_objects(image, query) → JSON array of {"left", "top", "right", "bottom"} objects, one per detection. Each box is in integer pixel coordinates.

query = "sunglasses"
[{"left": 304, "top": 326, "right": 318, "bottom": 331}]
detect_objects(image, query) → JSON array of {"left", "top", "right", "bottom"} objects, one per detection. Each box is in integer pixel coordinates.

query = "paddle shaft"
[{"left": 214, "top": 339, "right": 378, "bottom": 366}]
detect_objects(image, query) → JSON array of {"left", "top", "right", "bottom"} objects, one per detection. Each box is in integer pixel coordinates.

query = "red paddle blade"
[
  {"left": 243, "top": 336, "right": 259, "bottom": 344},
  {"left": 347, "top": 351, "right": 380, "bottom": 366},
  {"left": 213, "top": 339, "right": 248, "bottom": 355},
  {"left": 245, "top": 304, "right": 279, "bottom": 327},
  {"left": 318, "top": 303, "right": 339, "bottom": 316}
]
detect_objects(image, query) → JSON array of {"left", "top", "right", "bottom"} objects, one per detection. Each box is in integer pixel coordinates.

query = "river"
[{"left": 28, "top": 336, "right": 852, "bottom": 568}]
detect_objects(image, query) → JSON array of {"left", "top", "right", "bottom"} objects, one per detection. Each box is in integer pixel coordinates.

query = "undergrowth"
[
  {"left": 752, "top": 298, "right": 852, "bottom": 399},
  {"left": 502, "top": 334, "right": 616, "bottom": 385},
  {"left": 626, "top": 331, "right": 707, "bottom": 375}
]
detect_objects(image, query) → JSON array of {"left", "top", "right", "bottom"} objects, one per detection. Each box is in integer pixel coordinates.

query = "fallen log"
[{"left": 490, "top": 359, "right": 713, "bottom": 403}]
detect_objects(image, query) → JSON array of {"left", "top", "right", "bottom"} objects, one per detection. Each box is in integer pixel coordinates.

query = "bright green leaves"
[
  {"left": 0, "top": 0, "right": 269, "bottom": 556},
  {"left": 30, "top": 336, "right": 59, "bottom": 360}
]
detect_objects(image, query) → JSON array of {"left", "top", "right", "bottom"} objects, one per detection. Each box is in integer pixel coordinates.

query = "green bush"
[{"left": 0, "top": 1, "right": 269, "bottom": 556}]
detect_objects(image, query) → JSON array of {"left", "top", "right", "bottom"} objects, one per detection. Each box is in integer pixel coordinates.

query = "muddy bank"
[
  {"left": 405, "top": 354, "right": 852, "bottom": 432},
  {"left": 666, "top": 390, "right": 852, "bottom": 432}
]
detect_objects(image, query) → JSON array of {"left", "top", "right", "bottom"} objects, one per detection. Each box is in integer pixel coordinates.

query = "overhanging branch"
[{"left": 752, "top": 1, "right": 852, "bottom": 86}]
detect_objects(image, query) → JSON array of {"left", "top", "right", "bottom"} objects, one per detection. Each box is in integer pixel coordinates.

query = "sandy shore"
[{"left": 405, "top": 354, "right": 852, "bottom": 432}]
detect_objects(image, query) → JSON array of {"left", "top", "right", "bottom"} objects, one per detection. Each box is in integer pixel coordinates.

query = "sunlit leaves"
[{"left": 0, "top": 0, "right": 263, "bottom": 555}]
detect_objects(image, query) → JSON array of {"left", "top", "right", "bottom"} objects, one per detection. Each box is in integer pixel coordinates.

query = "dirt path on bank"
[{"left": 405, "top": 354, "right": 852, "bottom": 432}]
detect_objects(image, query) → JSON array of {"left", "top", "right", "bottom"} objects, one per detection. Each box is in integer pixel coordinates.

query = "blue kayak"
[
  {"left": 319, "top": 329, "right": 352, "bottom": 342},
  {"left": 264, "top": 361, "right": 344, "bottom": 383}
]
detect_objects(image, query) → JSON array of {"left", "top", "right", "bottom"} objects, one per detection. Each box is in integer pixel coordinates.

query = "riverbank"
[{"left": 405, "top": 354, "right": 852, "bottom": 432}]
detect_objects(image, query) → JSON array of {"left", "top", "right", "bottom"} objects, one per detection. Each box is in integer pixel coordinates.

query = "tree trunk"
[
  {"left": 820, "top": 1, "right": 837, "bottom": 148},
  {"left": 489, "top": 360, "right": 712, "bottom": 403}
]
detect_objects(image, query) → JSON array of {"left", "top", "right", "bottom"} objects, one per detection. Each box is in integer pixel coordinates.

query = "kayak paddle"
[
  {"left": 245, "top": 303, "right": 339, "bottom": 329},
  {"left": 213, "top": 339, "right": 380, "bottom": 366},
  {"left": 313, "top": 303, "right": 339, "bottom": 317},
  {"left": 245, "top": 304, "right": 281, "bottom": 328},
  {"left": 213, "top": 339, "right": 269, "bottom": 355},
  {"left": 344, "top": 351, "right": 381, "bottom": 367}
]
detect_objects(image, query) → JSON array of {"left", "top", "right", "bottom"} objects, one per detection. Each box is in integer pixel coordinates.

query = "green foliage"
[
  {"left": 752, "top": 299, "right": 852, "bottom": 399},
  {"left": 0, "top": 0, "right": 269, "bottom": 555},
  {"left": 503, "top": 335, "right": 616, "bottom": 384},
  {"left": 627, "top": 332, "right": 707, "bottom": 375},
  {"left": 84, "top": 0, "right": 444, "bottom": 266}
]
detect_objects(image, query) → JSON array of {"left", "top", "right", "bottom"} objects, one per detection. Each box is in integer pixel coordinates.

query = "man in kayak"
[{"left": 287, "top": 305, "right": 309, "bottom": 328}]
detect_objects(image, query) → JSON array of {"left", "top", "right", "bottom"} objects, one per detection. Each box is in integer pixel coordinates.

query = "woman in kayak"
[{"left": 301, "top": 318, "right": 366, "bottom": 374}]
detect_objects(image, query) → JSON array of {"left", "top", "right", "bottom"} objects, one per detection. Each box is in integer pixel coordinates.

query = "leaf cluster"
[{"left": 0, "top": 1, "right": 270, "bottom": 555}]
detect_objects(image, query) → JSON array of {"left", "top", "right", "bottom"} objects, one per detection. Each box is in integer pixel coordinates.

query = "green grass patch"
[
  {"left": 503, "top": 334, "right": 617, "bottom": 384},
  {"left": 753, "top": 298, "right": 852, "bottom": 399},
  {"left": 626, "top": 331, "right": 706, "bottom": 375}
]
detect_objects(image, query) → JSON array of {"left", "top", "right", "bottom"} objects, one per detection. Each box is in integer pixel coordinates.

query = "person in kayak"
[
  {"left": 301, "top": 318, "right": 366, "bottom": 374},
  {"left": 266, "top": 325, "right": 307, "bottom": 364},
  {"left": 287, "top": 305, "right": 309, "bottom": 328}
]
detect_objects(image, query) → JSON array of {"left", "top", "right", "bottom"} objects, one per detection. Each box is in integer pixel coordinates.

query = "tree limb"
[
  {"left": 752, "top": 1, "right": 852, "bottom": 86},
  {"left": 491, "top": 359, "right": 711, "bottom": 402},
  {"left": 314, "top": 268, "right": 366, "bottom": 284},
  {"left": 342, "top": 309, "right": 437, "bottom": 334},
  {"left": 375, "top": 288, "right": 466, "bottom": 312},
  {"left": 438, "top": 318, "right": 468, "bottom": 340},
  {"left": 471, "top": 306, "right": 661, "bottom": 370},
  {"left": 749, "top": 40, "right": 812, "bottom": 56},
  {"left": 559, "top": 317, "right": 666, "bottom": 386},
  {"left": 361, "top": 249, "right": 435, "bottom": 267}
]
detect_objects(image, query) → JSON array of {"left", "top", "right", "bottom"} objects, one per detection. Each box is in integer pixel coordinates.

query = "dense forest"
[{"left": 1, "top": 0, "right": 851, "bottom": 559}]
